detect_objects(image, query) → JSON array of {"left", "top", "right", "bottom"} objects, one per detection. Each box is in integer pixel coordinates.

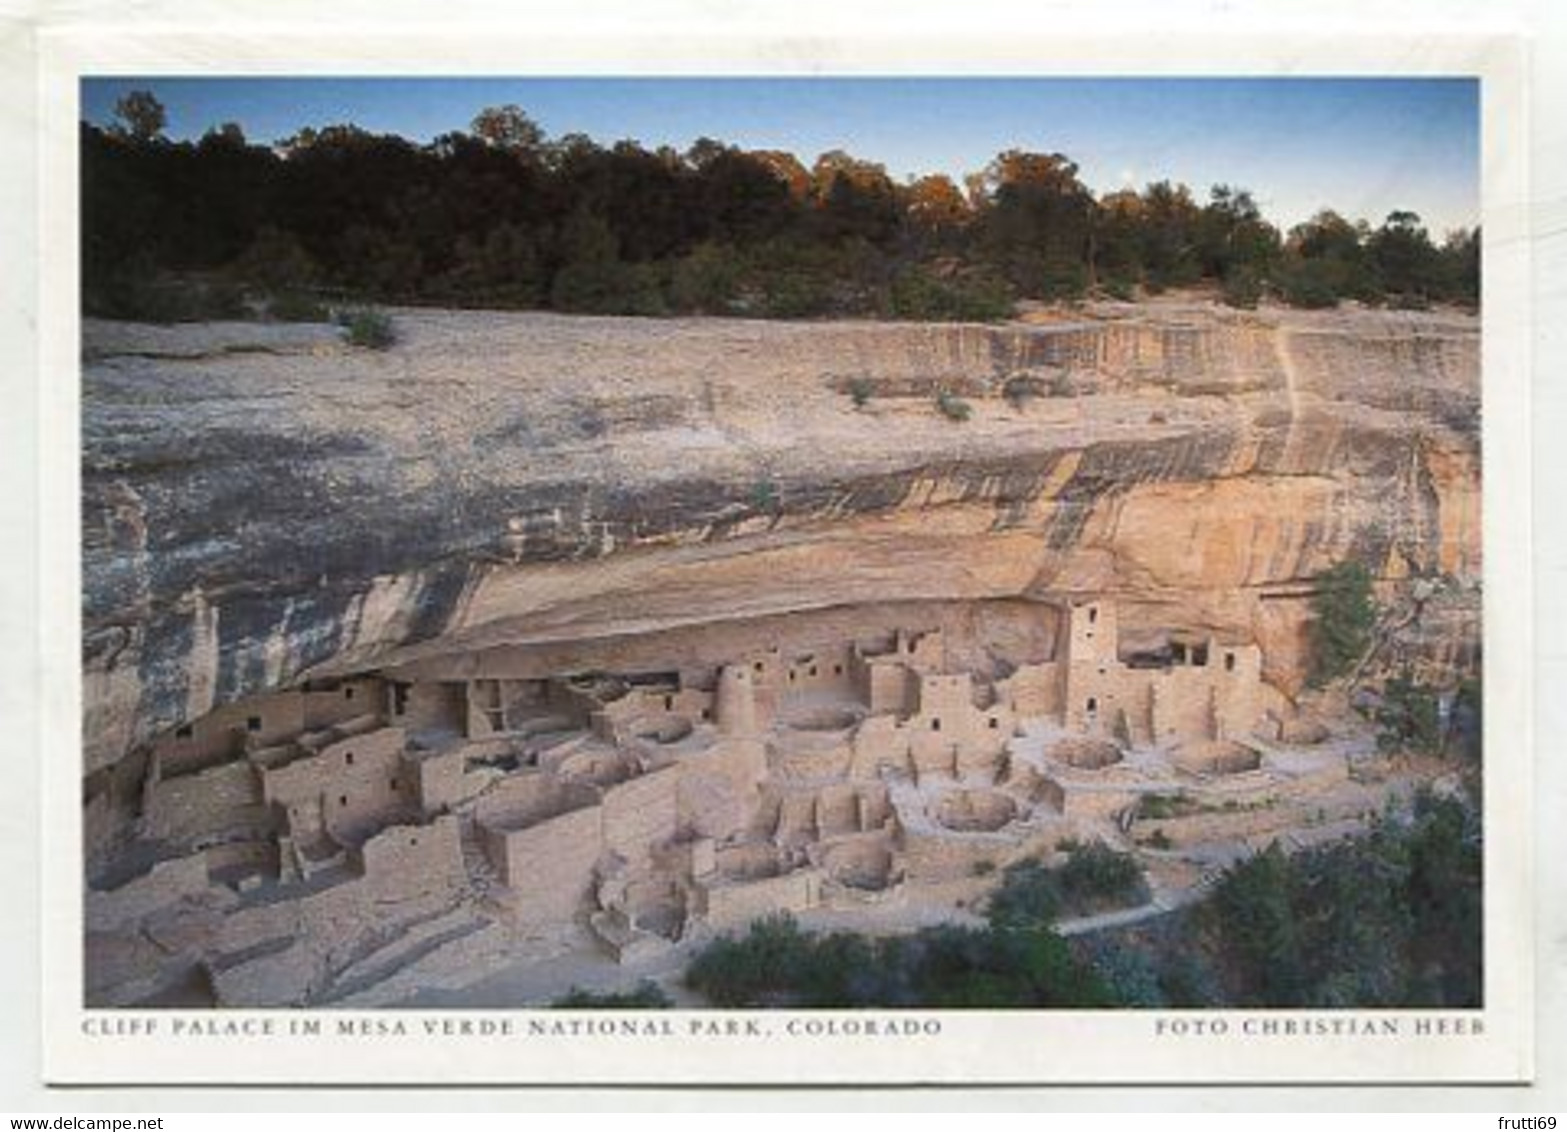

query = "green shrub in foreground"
[
  {"left": 682, "top": 912, "right": 1116, "bottom": 1009},
  {"left": 550, "top": 980, "right": 673, "bottom": 1009}
]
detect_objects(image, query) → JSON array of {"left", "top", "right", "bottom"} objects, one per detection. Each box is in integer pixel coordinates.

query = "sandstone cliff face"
[{"left": 81, "top": 301, "right": 1481, "bottom": 774}]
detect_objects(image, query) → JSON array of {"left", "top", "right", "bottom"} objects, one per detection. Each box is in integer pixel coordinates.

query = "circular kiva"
[
  {"left": 1049, "top": 737, "right": 1125, "bottom": 770},
  {"left": 1173, "top": 739, "right": 1261, "bottom": 775},
  {"left": 932, "top": 789, "right": 1018, "bottom": 833}
]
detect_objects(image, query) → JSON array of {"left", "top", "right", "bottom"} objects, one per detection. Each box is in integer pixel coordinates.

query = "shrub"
[
  {"left": 1276, "top": 259, "right": 1341, "bottom": 309},
  {"left": 550, "top": 980, "right": 672, "bottom": 1008},
  {"left": 888, "top": 268, "right": 1013, "bottom": 322},
  {"left": 847, "top": 377, "right": 875, "bottom": 408},
  {"left": 1002, "top": 374, "right": 1042, "bottom": 409},
  {"left": 936, "top": 390, "right": 972, "bottom": 422},
  {"left": 86, "top": 273, "right": 251, "bottom": 324},
  {"left": 668, "top": 242, "right": 743, "bottom": 314},
  {"left": 749, "top": 478, "right": 780, "bottom": 513},
  {"left": 1075, "top": 937, "right": 1167, "bottom": 1007},
  {"left": 985, "top": 843, "right": 1148, "bottom": 925},
  {"left": 233, "top": 226, "right": 318, "bottom": 292},
  {"left": 1450, "top": 678, "right": 1482, "bottom": 764},
  {"left": 1221, "top": 267, "right": 1264, "bottom": 310},
  {"left": 1375, "top": 672, "right": 1443, "bottom": 754},
  {"left": 1054, "top": 842, "right": 1149, "bottom": 913},
  {"left": 1031, "top": 260, "right": 1088, "bottom": 302},
  {"left": 757, "top": 267, "right": 836, "bottom": 319},
  {"left": 984, "top": 859, "right": 1063, "bottom": 931},
  {"left": 684, "top": 914, "right": 816, "bottom": 1007},
  {"left": 265, "top": 291, "right": 330, "bottom": 322},
  {"left": 1191, "top": 793, "right": 1482, "bottom": 1008},
  {"left": 1137, "top": 793, "right": 1190, "bottom": 820},
  {"left": 337, "top": 307, "right": 396, "bottom": 349},
  {"left": 682, "top": 912, "right": 1116, "bottom": 1008},
  {"left": 1099, "top": 277, "right": 1137, "bottom": 302},
  {"left": 1307, "top": 560, "right": 1377, "bottom": 687}
]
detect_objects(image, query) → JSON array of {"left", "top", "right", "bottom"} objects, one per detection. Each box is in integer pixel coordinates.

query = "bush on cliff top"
[{"left": 337, "top": 307, "right": 397, "bottom": 349}]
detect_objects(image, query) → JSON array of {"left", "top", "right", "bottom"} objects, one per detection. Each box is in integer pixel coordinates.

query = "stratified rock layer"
[{"left": 81, "top": 300, "right": 1480, "bottom": 773}]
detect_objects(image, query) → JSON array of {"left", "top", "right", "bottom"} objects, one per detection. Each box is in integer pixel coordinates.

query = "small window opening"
[
  {"left": 1225, "top": 652, "right": 1236, "bottom": 672},
  {"left": 789, "top": 671, "right": 797, "bottom": 683},
  {"left": 809, "top": 665, "right": 818, "bottom": 677},
  {"left": 833, "top": 664, "right": 843, "bottom": 676},
  {"left": 988, "top": 717, "right": 999, "bottom": 730},
  {"left": 344, "top": 687, "right": 355, "bottom": 701},
  {"left": 931, "top": 718, "right": 942, "bottom": 732},
  {"left": 1088, "top": 607, "right": 1098, "bottom": 624},
  {"left": 246, "top": 716, "right": 262, "bottom": 733},
  {"left": 1086, "top": 697, "right": 1098, "bottom": 714},
  {"left": 392, "top": 684, "right": 410, "bottom": 715},
  {"left": 664, "top": 695, "right": 674, "bottom": 710},
  {"left": 175, "top": 724, "right": 193, "bottom": 740},
  {"left": 701, "top": 708, "right": 712, "bottom": 721},
  {"left": 345, "top": 751, "right": 355, "bottom": 766},
  {"left": 753, "top": 661, "right": 764, "bottom": 673},
  {"left": 339, "top": 794, "right": 348, "bottom": 807},
  {"left": 389, "top": 778, "right": 399, "bottom": 790}
]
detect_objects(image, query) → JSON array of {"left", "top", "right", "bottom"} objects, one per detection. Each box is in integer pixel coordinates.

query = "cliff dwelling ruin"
[
  {"left": 84, "top": 595, "right": 1392, "bottom": 1008},
  {"left": 78, "top": 298, "right": 1482, "bottom": 1008}
]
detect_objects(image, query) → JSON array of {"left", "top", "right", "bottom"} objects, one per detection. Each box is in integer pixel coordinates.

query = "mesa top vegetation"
[{"left": 84, "top": 95, "right": 1479, "bottom": 323}]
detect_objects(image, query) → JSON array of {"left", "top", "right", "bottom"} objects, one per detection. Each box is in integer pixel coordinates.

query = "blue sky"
[{"left": 80, "top": 76, "right": 1480, "bottom": 235}]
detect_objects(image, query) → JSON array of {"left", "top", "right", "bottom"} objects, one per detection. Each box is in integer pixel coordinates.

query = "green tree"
[
  {"left": 550, "top": 209, "right": 632, "bottom": 313},
  {"left": 1307, "top": 560, "right": 1377, "bottom": 686},
  {"left": 1402, "top": 791, "right": 1482, "bottom": 1005},
  {"left": 668, "top": 241, "right": 744, "bottom": 313},
  {"left": 1198, "top": 185, "right": 1280, "bottom": 284},
  {"left": 233, "top": 225, "right": 318, "bottom": 292},
  {"left": 1368, "top": 210, "right": 1442, "bottom": 300},
  {"left": 113, "top": 89, "right": 166, "bottom": 142},
  {"left": 1208, "top": 843, "right": 1307, "bottom": 1004},
  {"left": 1281, "top": 210, "right": 1377, "bottom": 304},
  {"left": 1375, "top": 672, "right": 1443, "bottom": 753},
  {"left": 470, "top": 104, "right": 544, "bottom": 154},
  {"left": 1136, "top": 180, "right": 1203, "bottom": 291},
  {"left": 976, "top": 151, "right": 1095, "bottom": 298}
]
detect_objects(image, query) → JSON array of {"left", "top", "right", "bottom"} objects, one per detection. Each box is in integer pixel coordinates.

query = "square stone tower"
[{"left": 1061, "top": 598, "right": 1119, "bottom": 735}]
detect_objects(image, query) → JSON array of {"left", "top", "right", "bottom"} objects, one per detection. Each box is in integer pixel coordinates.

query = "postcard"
[{"left": 34, "top": 22, "right": 1532, "bottom": 1086}]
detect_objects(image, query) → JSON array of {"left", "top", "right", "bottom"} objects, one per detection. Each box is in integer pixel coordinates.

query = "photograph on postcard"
[{"left": 76, "top": 75, "right": 1484, "bottom": 1016}]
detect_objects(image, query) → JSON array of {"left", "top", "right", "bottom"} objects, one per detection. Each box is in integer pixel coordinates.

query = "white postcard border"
[{"left": 34, "top": 25, "right": 1534, "bottom": 1086}]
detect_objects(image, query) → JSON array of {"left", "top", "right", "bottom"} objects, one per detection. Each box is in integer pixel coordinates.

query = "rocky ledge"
[{"left": 81, "top": 299, "right": 1480, "bottom": 774}]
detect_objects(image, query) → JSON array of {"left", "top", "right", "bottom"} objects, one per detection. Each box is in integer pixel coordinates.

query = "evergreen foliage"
[
  {"left": 550, "top": 981, "right": 673, "bottom": 1008},
  {"left": 81, "top": 94, "right": 1481, "bottom": 323},
  {"left": 1197, "top": 791, "right": 1481, "bottom": 1007},
  {"left": 1376, "top": 672, "right": 1444, "bottom": 753},
  {"left": 1307, "top": 560, "right": 1377, "bottom": 687},
  {"left": 337, "top": 307, "right": 396, "bottom": 349}
]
